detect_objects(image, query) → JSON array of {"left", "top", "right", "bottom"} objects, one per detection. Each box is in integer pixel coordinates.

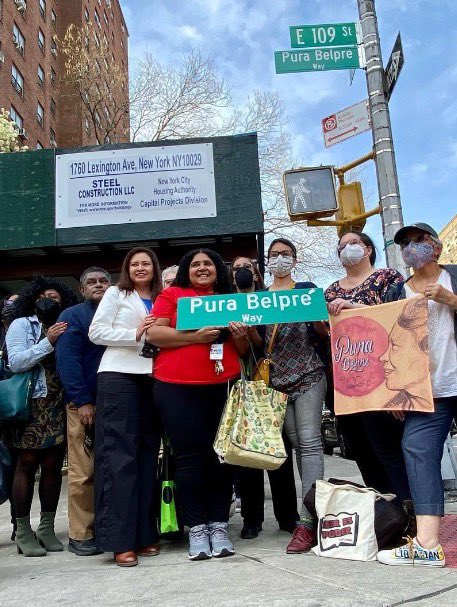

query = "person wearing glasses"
[
  {"left": 265, "top": 238, "right": 328, "bottom": 555},
  {"left": 162, "top": 266, "right": 179, "bottom": 290},
  {"left": 377, "top": 223, "right": 457, "bottom": 567},
  {"left": 228, "top": 257, "right": 299, "bottom": 540},
  {"left": 325, "top": 232, "right": 412, "bottom": 514}
]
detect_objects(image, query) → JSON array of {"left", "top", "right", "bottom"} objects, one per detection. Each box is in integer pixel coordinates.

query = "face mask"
[
  {"left": 339, "top": 243, "right": 366, "bottom": 267},
  {"left": 401, "top": 241, "right": 435, "bottom": 269},
  {"left": 1, "top": 301, "right": 17, "bottom": 324},
  {"left": 268, "top": 255, "right": 295, "bottom": 278},
  {"left": 35, "top": 298, "right": 61, "bottom": 326},
  {"left": 234, "top": 267, "right": 254, "bottom": 291}
]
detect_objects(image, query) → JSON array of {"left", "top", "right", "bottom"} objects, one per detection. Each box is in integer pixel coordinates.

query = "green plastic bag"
[{"left": 159, "top": 441, "right": 180, "bottom": 535}]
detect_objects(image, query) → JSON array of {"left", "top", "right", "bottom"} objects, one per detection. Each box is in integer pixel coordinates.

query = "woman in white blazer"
[{"left": 89, "top": 247, "right": 162, "bottom": 568}]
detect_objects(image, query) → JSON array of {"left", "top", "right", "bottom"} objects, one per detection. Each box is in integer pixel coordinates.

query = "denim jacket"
[{"left": 5, "top": 316, "right": 53, "bottom": 398}]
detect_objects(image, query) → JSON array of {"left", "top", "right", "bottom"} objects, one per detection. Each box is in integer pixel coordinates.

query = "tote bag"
[
  {"left": 214, "top": 378, "right": 288, "bottom": 470},
  {"left": 311, "top": 479, "right": 395, "bottom": 562},
  {"left": 0, "top": 369, "right": 37, "bottom": 422}
]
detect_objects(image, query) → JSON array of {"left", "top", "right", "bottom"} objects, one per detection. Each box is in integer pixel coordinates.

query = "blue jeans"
[{"left": 402, "top": 396, "right": 457, "bottom": 516}]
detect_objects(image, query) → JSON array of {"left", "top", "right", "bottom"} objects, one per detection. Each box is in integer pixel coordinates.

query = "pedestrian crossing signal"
[{"left": 283, "top": 166, "right": 338, "bottom": 220}]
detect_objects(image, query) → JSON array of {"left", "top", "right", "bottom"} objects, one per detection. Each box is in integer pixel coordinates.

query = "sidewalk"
[{"left": 1, "top": 455, "right": 456, "bottom": 607}]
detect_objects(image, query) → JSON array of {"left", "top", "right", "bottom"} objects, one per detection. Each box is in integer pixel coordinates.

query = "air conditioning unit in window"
[
  {"left": 106, "top": 0, "right": 112, "bottom": 7},
  {"left": 51, "top": 48, "right": 57, "bottom": 58},
  {"left": 18, "top": 128, "right": 28, "bottom": 140},
  {"left": 15, "top": 0, "right": 27, "bottom": 12},
  {"left": 0, "top": 52, "right": 5, "bottom": 64},
  {"left": 50, "top": 139, "right": 57, "bottom": 148}
]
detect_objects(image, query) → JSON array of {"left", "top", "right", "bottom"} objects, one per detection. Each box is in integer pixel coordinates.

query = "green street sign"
[
  {"left": 275, "top": 47, "right": 360, "bottom": 74},
  {"left": 290, "top": 23, "right": 358, "bottom": 48},
  {"left": 176, "top": 288, "right": 328, "bottom": 330}
]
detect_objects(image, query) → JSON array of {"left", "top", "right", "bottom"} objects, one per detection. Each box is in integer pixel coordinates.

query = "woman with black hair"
[
  {"left": 89, "top": 247, "right": 163, "bottom": 567},
  {"left": 4, "top": 277, "right": 78, "bottom": 557},
  {"left": 325, "top": 231, "right": 412, "bottom": 514},
  {"left": 147, "top": 249, "right": 249, "bottom": 561}
]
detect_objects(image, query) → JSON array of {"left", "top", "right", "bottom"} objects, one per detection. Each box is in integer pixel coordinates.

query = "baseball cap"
[{"left": 394, "top": 222, "right": 439, "bottom": 244}]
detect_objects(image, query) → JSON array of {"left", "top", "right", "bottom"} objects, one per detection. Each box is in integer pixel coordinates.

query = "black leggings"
[
  {"left": 154, "top": 380, "right": 234, "bottom": 528},
  {"left": 11, "top": 445, "right": 66, "bottom": 518}
]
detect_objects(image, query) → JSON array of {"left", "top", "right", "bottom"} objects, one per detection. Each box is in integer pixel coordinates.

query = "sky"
[{"left": 119, "top": 0, "right": 457, "bottom": 270}]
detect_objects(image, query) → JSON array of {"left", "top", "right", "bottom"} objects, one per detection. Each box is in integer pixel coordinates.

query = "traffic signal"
[
  {"left": 335, "top": 181, "right": 365, "bottom": 237},
  {"left": 283, "top": 166, "right": 338, "bottom": 220}
]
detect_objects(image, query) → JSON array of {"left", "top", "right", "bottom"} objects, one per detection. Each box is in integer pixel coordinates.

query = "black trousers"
[
  {"left": 94, "top": 372, "right": 161, "bottom": 553},
  {"left": 338, "top": 411, "right": 411, "bottom": 504},
  {"left": 237, "top": 432, "right": 299, "bottom": 527},
  {"left": 154, "top": 380, "right": 234, "bottom": 528}
]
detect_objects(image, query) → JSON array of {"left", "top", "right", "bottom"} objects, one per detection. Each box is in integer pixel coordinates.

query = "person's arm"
[
  {"left": 89, "top": 287, "right": 139, "bottom": 347},
  {"left": 146, "top": 318, "right": 221, "bottom": 347},
  {"left": 327, "top": 298, "right": 368, "bottom": 316},
  {"left": 228, "top": 322, "right": 250, "bottom": 356},
  {"left": 247, "top": 326, "right": 263, "bottom": 348},
  {"left": 55, "top": 312, "right": 94, "bottom": 409},
  {"left": 424, "top": 284, "right": 457, "bottom": 309},
  {"left": 6, "top": 318, "right": 54, "bottom": 373}
]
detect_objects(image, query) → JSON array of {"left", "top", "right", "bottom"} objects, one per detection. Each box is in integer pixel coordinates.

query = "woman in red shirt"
[{"left": 147, "top": 249, "right": 248, "bottom": 561}]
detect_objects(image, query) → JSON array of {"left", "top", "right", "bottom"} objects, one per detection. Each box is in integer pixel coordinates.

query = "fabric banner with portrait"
[{"left": 329, "top": 296, "right": 434, "bottom": 415}]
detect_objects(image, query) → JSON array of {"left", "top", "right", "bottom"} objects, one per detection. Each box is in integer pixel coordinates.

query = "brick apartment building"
[{"left": 0, "top": 0, "right": 129, "bottom": 150}]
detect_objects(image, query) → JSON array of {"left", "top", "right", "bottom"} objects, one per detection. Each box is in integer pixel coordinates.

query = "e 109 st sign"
[{"left": 290, "top": 23, "right": 358, "bottom": 48}]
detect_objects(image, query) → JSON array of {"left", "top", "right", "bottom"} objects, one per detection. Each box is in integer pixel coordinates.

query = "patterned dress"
[
  {"left": 265, "top": 322, "right": 325, "bottom": 400},
  {"left": 325, "top": 268, "right": 404, "bottom": 307},
  {"left": 2, "top": 337, "right": 64, "bottom": 450}
]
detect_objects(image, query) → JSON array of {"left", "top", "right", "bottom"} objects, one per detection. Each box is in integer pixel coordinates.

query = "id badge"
[{"left": 210, "top": 343, "right": 224, "bottom": 361}]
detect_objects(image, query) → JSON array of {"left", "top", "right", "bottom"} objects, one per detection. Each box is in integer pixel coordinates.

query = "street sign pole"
[{"left": 357, "top": 0, "right": 406, "bottom": 274}]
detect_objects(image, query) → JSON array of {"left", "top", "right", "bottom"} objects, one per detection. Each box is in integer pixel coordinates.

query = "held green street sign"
[
  {"left": 275, "top": 47, "right": 360, "bottom": 74},
  {"left": 290, "top": 23, "right": 358, "bottom": 48},
  {"left": 176, "top": 288, "right": 328, "bottom": 330}
]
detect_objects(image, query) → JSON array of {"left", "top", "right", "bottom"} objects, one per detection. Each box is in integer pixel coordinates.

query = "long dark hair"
[
  {"left": 174, "top": 249, "right": 232, "bottom": 294},
  {"left": 117, "top": 247, "right": 162, "bottom": 300},
  {"left": 12, "top": 277, "right": 79, "bottom": 320},
  {"left": 338, "top": 231, "right": 377, "bottom": 266},
  {"left": 229, "top": 257, "right": 266, "bottom": 291}
]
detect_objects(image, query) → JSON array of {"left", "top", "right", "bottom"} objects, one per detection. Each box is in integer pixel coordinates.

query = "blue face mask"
[{"left": 401, "top": 241, "right": 435, "bottom": 269}]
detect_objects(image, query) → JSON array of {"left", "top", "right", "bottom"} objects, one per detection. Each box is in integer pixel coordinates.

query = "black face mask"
[
  {"left": 234, "top": 267, "right": 255, "bottom": 291},
  {"left": 1, "top": 301, "right": 17, "bottom": 324},
  {"left": 35, "top": 298, "right": 61, "bottom": 326}
]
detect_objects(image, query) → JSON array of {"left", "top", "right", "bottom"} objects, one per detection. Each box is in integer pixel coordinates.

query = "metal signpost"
[{"left": 322, "top": 100, "right": 370, "bottom": 148}]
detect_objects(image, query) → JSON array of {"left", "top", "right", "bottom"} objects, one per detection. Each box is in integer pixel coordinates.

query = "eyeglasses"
[
  {"left": 269, "top": 250, "right": 295, "bottom": 259},
  {"left": 163, "top": 278, "right": 174, "bottom": 286},
  {"left": 337, "top": 239, "right": 363, "bottom": 252},
  {"left": 233, "top": 262, "right": 254, "bottom": 271},
  {"left": 399, "top": 233, "right": 428, "bottom": 250}
]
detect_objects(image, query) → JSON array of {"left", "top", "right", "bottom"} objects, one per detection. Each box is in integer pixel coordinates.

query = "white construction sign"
[
  {"left": 322, "top": 100, "right": 370, "bottom": 148},
  {"left": 55, "top": 143, "right": 217, "bottom": 228}
]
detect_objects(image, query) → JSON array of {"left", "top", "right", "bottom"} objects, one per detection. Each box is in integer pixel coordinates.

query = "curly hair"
[
  {"left": 11, "top": 277, "right": 79, "bottom": 320},
  {"left": 174, "top": 249, "right": 233, "bottom": 294}
]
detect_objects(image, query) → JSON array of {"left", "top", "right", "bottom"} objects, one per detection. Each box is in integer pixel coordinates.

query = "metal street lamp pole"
[{"left": 357, "top": 0, "right": 407, "bottom": 274}]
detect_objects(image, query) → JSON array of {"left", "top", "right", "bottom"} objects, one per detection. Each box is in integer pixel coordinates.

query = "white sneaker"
[{"left": 377, "top": 537, "right": 445, "bottom": 567}]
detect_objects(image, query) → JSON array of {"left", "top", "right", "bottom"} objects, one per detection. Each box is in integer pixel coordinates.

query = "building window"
[
  {"left": 50, "top": 66, "right": 56, "bottom": 86},
  {"left": 120, "top": 38, "right": 124, "bottom": 49},
  {"left": 50, "top": 127, "right": 56, "bottom": 146},
  {"left": 95, "top": 111, "right": 101, "bottom": 127},
  {"left": 84, "top": 116, "right": 90, "bottom": 133},
  {"left": 37, "top": 141, "right": 44, "bottom": 150},
  {"left": 50, "top": 97, "right": 56, "bottom": 116},
  {"left": 103, "top": 10, "right": 108, "bottom": 26},
  {"left": 38, "top": 64, "right": 45, "bottom": 87},
  {"left": 13, "top": 23, "right": 25, "bottom": 56},
  {"left": 94, "top": 32, "right": 100, "bottom": 48},
  {"left": 37, "top": 102, "right": 44, "bottom": 127},
  {"left": 11, "top": 64, "right": 25, "bottom": 97},
  {"left": 0, "top": 0, "right": 3, "bottom": 21},
  {"left": 94, "top": 9, "right": 101, "bottom": 28},
  {"left": 39, "top": 0, "right": 46, "bottom": 20},
  {"left": 10, "top": 105, "right": 23, "bottom": 130},
  {"left": 51, "top": 37, "right": 57, "bottom": 57},
  {"left": 51, "top": 9, "right": 56, "bottom": 28},
  {"left": 84, "top": 7, "right": 89, "bottom": 22},
  {"left": 38, "top": 29, "right": 45, "bottom": 53}
]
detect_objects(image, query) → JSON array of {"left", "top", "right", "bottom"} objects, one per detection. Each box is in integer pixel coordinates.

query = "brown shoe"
[
  {"left": 286, "top": 525, "right": 316, "bottom": 554},
  {"left": 137, "top": 544, "right": 160, "bottom": 557},
  {"left": 114, "top": 551, "right": 138, "bottom": 567}
]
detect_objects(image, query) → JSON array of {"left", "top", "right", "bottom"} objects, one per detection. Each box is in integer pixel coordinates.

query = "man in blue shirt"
[{"left": 56, "top": 267, "right": 111, "bottom": 556}]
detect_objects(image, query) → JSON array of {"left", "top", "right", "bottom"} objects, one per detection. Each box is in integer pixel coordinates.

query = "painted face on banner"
[{"left": 331, "top": 316, "right": 389, "bottom": 398}]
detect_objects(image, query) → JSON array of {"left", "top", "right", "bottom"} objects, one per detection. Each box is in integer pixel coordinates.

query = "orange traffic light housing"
[{"left": 335, "top": 181, "right": 366, "bottom": 237}]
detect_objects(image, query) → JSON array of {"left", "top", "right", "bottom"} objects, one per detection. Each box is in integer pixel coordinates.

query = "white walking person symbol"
[{"left": 291, "top": 177, "right": 311, "bottom": 211}]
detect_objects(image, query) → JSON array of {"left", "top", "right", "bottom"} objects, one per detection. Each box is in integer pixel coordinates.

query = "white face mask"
[
  {"left": 268, "top": 255, "right": 295, "bottom": 278},
  {"left": 339, "top": 243, "right": 366, "bottom": 267}
]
